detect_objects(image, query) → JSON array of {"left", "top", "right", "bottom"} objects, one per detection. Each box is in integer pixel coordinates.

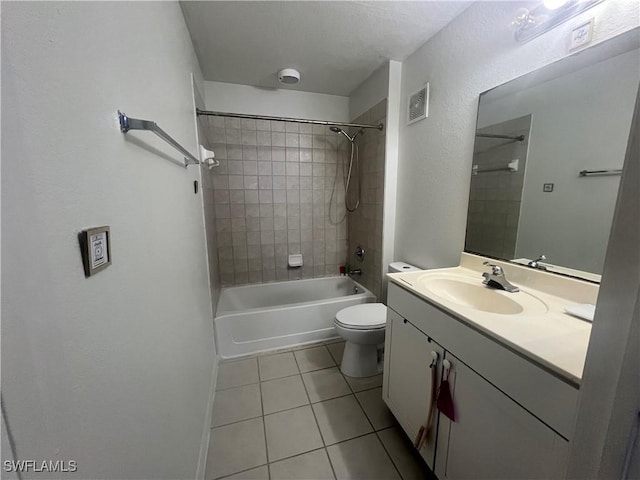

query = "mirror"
[{"left": 465, "top": 29, "right": 640, "bottom": 282}]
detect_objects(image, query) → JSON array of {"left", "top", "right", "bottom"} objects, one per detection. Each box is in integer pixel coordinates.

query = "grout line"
[
  {"left": 374, "top": 429, "right": 405, "bottom": 480},
  {"left": 324, "top": 444, "right": 339, "bottom": 480},
  {"left": 352, "top": 388, "right": 377, "bottom": 433},
  {"left": 211, "top": 412, "right": 264, "bottom": 430},
  {"left": 260, "top": 372, "right": 304, "bottom": 386},
  {"left": 256, "top": 353, "right": 271, "bottom": 473},
  {"left": 267, "top": 446, "right": 331, "bottom": 471},
  {"left": 294, "top": 351, "right": 328, "bottom": 450},
  {"left": 214, "top": 462, "right": 269, "bottom": 480},
  {"left": 215, "top": 380, "right": 259, "bottom": 393}
]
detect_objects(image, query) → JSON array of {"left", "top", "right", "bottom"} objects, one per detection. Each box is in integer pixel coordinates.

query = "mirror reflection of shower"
[{"left": 329, "top": 126, "right": 364, "bottom": 223}]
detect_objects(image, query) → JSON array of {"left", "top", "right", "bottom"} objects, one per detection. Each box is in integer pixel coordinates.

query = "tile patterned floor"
[{"left": 205, "top": 340, "right": 430, "bottom": 480}]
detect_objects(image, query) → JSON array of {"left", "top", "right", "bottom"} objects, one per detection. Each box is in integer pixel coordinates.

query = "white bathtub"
[{"left": 214, "top": 276, "right": 376, "bottom": 358}]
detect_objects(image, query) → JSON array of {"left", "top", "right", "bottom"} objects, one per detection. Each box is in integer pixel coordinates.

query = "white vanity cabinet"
[
  {"left": 384, "top": 282, "right": 577, "bottom": 479},
  {"left": 434, "top": 352, "right": 569, "bottom": 479},
  {"left": 383, "top": 308, "right": 445, "bottom": 470}
]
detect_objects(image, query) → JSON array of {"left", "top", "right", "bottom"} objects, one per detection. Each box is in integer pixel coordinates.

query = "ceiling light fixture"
[
  {"left": 513, "top": 0, "right": 603, "bottom": 42},
  {"left": 277, "top": 68, "right": 300, "bottom": 85},
  {"left": 543, "top": 0, "right": 570, "bottom": 10}
]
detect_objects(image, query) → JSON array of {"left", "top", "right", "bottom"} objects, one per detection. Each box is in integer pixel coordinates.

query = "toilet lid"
[{"left": 335, "top": 303, "right": 387, "bottom": 330}]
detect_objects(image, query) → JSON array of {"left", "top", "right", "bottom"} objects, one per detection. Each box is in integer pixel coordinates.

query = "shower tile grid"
[
  {"left": 206, "top": 341, "right": 431, "bottom": 480},
  {"left": 203, "top": 116, "right": 351, "bottom": 287},
  {"left": 347, "top": 99, "right": 387, "bottom": 299}
]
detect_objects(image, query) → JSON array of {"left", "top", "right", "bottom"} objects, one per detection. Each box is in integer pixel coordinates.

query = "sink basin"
[{"left": 417, "top": 275, "right": 548, "bottom": 315}]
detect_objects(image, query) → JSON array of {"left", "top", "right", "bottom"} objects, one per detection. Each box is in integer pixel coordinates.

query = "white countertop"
[{"left": 387, "top": 254, "right": 599, "bottom": 385}]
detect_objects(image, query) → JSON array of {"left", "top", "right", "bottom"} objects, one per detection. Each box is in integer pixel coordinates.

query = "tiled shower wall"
[
  {"left": 347, "top": 99, "right": 387, "bottom": 299},
  {"left": 465, "top": 115, "right": 531, "bottom": 259},
  {"left": 201, "top": 116, "right": 349, "bottom": 286}
]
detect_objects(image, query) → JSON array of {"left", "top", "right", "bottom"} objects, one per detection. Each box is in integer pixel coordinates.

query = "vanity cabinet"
[
  {"left": 434, "top": 352, "right": 569, "bottom": 479},
  {"left": 383, "top": 308, "right": 444, "bottom": 470},
  {"left": 383, "top": 282, "right": 577, "bottom": 479}
]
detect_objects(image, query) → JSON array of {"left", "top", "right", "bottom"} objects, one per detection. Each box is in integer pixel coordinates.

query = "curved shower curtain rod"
[{"left": 196, "top": 109, "right": 384, "bottom": 132}]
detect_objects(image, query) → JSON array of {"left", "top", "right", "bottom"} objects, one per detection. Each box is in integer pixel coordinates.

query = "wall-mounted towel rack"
[
  {"left": 472, "top": 159, "right": 519, "bottom": 175},
  {"left": 118, "top": 111, "right": 200, "bottom": 168},
  {"left": 579, "top": 169, "right": 622, "bottom": 177},
  {"left": 476, "top": 133, "right": 525, "bottom": 142}
]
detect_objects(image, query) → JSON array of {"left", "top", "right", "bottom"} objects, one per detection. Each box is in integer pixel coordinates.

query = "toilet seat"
[{"left": 335, "top": 303, "right": 387, "bottom": 330}]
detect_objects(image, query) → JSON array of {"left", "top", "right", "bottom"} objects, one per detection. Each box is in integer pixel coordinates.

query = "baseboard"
[{"left": 196, "top": 354, "right": 219, "bottom": 480}]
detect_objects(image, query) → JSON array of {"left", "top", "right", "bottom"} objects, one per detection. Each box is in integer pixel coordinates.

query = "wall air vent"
[{"left": 407, "top": 83, "right": 429, "bottom": 125}]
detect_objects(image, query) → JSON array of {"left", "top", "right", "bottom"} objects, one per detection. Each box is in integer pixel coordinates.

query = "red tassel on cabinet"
[{"left": 437, "top": 359, "right": 456, "bottom": 422}]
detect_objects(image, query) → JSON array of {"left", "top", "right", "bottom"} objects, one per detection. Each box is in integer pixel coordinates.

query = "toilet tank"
[{"left": 388, "top": 262, "right": 421, "bottom": 273}]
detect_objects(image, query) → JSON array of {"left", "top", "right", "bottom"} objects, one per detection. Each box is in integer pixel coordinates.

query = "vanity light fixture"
[{"left": 512, "top": 0, "right": 603, "bottom": 42}]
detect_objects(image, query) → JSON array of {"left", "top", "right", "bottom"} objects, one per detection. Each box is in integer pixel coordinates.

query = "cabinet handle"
[{"left": 414, "top": 351, "right": 439, "bottom": 450}]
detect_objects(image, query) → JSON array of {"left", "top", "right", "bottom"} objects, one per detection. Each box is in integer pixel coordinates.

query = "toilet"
[{"left": 334, "top": 262, "right": 421, "bottom": 377}]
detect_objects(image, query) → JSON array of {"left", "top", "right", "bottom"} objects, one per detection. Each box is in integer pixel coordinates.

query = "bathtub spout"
[{"left": 348, "top": 269, "right": 362, "bottom": 276}]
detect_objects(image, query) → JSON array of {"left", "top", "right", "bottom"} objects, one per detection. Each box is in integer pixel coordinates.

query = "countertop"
[{"left": 387, "top": 254, "right": 599, "bottom": 385}]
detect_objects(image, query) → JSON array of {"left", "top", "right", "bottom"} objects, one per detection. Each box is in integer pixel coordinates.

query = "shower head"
[{"left": 329, "top": 126, "right": 364, "bottom": 143}]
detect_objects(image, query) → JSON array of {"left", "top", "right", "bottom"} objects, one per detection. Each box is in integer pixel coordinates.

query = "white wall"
[
  {"left": 394, "top": 0, "right": 640, "bottom": 269},
  {"left": 566, "top": 82, "right": 640, "bottom": 480},
  {"left": 204, "top": 81, "right": 349, "bottom": 121},
  {"left": 478, "top": 49, "right": 639, "bottom": 273},
  {"left": 382, "top": 61, "right": 403, "bottom": 298},
  {"left": 2, "top": 3, "right": 215, "bottom": 479},
  {"left": 349, "top": 63, "right": 390, "bottom": 120}
]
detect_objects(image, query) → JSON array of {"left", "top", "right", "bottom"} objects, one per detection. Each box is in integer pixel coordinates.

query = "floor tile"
[
  {"left": 326, "top": 341, "right": 345, "bottom": 365},
  {"left": 378, "top": 427, "right": 430, "bottom": 480},
  {"left": 355, "top": 387, "right": 395, "bottom": 431},
  {"left": 206, "top": 417, "right": 266, "bottom": 479},
  {"left": 264, "top": 405, "right": 324, "bottom": 462},
  {"left": 327, "top": 433, "right": 401, "bottom": 480},
  {"left": 269, "top": 449, "right": 335, "bottom": 479},
  {"left": 218, "top": 465, "right": 269, "bottom": 480},
  {"left": 312, "top": 395, "right": 373, "bottom": 445},
  {"left": 302, "top": 367, "right": 351, "bottom": 403},
  {"left": 258, "top": 347, "right": 293, "bottom": 357},
  {"left": 343, "top": 373, "right": 383, "bottom": 393},
  {"left": 261, "top": 375, "right": 309, "bottom": 414},
  {"left": 294, "top": 345, "right": 336, "bottom": 373},
  {"left": 259, "top": 352, "right": 299, "bottom": 381},
  {"left": 292, "top": 340, "right": 326, "bottom": 351},
  {"left": 212, "top": 383, "right": 262, "bottom": 427},
  {"left": 217, "top": 358, "right": 259, "bottom": 391}
]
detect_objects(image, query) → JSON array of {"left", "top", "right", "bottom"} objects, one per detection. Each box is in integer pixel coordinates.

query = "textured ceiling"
[{"left": 180, "top": 1, "right": 471, "bottom": 96}]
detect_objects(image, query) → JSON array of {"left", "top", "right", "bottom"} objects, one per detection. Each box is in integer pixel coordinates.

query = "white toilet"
[{"left": 334, "top": 262, "right": 421, "bottom": 377}]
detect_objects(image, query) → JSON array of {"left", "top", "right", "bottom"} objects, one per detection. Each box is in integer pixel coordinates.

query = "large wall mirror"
[{"left": 465, "top": 28, "right": 639, "bottom": 282}]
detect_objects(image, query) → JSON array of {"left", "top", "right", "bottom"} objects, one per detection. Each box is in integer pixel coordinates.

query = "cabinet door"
[
  {"left": 435, "top": 352, "right": 569, "bottom": 480},
  {"left": 383, "top": 308, "right": 445, "bottom": 469}
]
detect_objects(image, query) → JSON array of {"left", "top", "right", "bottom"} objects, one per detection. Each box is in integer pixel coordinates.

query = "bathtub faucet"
[{"left": 348, "top": 268, "right": 362, "bottom": 276}]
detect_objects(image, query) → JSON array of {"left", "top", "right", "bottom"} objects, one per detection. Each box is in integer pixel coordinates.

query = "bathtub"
[{"left": 214, "top": 276, "right": 376, "bottom": 358}]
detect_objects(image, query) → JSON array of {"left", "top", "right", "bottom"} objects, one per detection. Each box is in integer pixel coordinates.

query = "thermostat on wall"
[{"left": 79, "top": 226, "right": 111, "bottom": 277}]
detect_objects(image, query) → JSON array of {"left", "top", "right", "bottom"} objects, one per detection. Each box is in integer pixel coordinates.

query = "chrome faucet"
[
  {"left": 482, "top": 262, "right": 519, "bottom": 293},
  {"left": 528, "top": 254, "right": 547, "bottom": 270},
  {"left": 348, "top": 268, "right": 362, "bottom": 276}
]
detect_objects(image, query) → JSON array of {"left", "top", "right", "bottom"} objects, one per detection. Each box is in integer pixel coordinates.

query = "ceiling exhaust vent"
[{"left": 408, "top": 83, "right": 429, "bottom": 125}]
